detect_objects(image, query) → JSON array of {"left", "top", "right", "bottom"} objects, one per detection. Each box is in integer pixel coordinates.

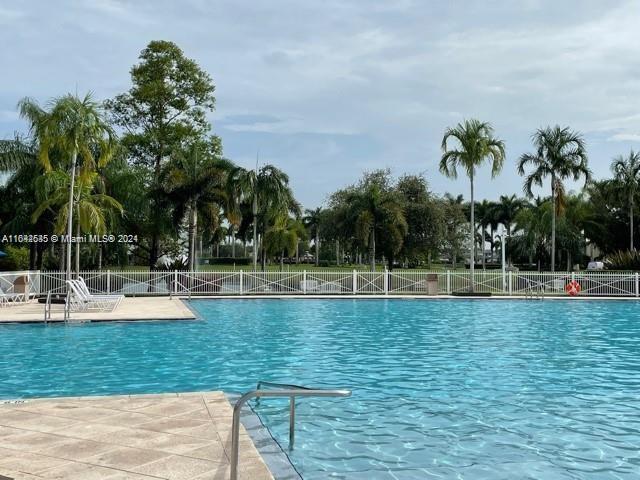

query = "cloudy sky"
[{"left": 1, "top": 0, "right": 639, "bottom": 207}]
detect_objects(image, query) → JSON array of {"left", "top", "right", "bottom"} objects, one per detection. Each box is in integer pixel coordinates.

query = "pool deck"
[
  {"left": 0, "top": 298, "right": 196, "bottom": 323},
  {"left": 0, "top": 392, "right": 273, "bottom": 480}
]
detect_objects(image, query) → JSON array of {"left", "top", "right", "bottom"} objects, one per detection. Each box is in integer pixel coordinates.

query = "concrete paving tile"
[
  {"left": 0, "top": 411, "right": 42, "bottom": 427},
  {"left": 52, "top": 423, "right": 125, "bottom": 440},
  {"left": 0, "top": 431, "right": 69, "bottom": 453},
  {"left": 133, "top": 402, "right": 203, "bottom": 418},
  {"left": 92, "top": 428, "right": 169, "bottom": 449},
  {"left": 84, "top": 446, "right": 170, "bottom": 470},
  {"left": 136, "top": 418, "right": 217, "bottom": 439},
  {"left": 0, "top": 451, "right": 70, "bottom": 474},
  {"left": 36, "top": 462, "right": 122, "bottom": 479},
  {"left": 131, "top": 455, "right": 220, "bottom": 480},
  {"left": 0, "top": 426, "right": 25, "bottom": 440},
  {"left": 182, "top": 443, "right": 228, "bottom": 463},
  {"left": 2, "top": 413, "right": 81, "bottom": 434},
  {"left": 38, "top": 438, "right": 118, "bottom": 461},
  {"left": 138, "top": 433, "right": 211, "bottom": 455},
  {"left": 95, "top": 412, "right": 160, "bottom": 428}
]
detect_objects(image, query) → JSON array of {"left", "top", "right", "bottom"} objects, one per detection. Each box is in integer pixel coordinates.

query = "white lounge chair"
[
  {"left": 0, "top": 286, "right": 25, "bottom": 307},
  {"left": 66, "top": 280, "right": 123, "bottom": 312},
  {"left": 77, "top": 277, "right": 125, "bottom": 305}
]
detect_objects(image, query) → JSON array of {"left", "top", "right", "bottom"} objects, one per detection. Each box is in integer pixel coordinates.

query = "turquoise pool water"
[{"left": 1, "top": 299, "right": 639, "bottom": 479}]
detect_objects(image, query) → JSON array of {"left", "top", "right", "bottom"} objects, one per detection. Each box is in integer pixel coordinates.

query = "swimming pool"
[{"left": 1, "top": 299, "right": 639, "bottom": 479}]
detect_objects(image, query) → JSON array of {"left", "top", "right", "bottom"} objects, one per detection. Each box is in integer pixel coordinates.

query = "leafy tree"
[
  {"left": 611, "top": 150, "right": 640, "bottom": 250},
  {"left": 336, "top": 170, "right": 407, "bottom": 271},
  {"left": 303, "top": 207, "right": 322, "bottom": 266},
  {"left": 227, "top": 164, "right": 299, "bottom": 270},
  {"left": 439, "top": 194, "right": 467, "bottom": 268},
  {"left": 106, "top": 40, "right": 220, "bottom": 267},
  {"left": 162, "top": 141, "right": 233, "bottom": 270},
  {"left": 440, "top": 119, "right": 505, "bottom": 288},
  {"left": 18, "top": 93, "right": 116, "bottom": 277},
  {"left": 395, "top": 175, "right": 444, "bottom": 267},
  {"left": 517, "top": 125, "right": 590, "bottom": 271}
]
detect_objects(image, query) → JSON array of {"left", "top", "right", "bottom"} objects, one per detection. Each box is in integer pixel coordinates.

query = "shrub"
[
  {"left": 0, "top": 245, "right": 29, "bottom": 271},
  {"left": 205, "top": 257, "right": 251, "bottom": 266},
  {"left": 603, "top": 250, "right": 640, "bottom": 270}
]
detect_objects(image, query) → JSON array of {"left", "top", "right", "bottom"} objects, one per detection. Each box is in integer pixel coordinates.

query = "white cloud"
[{"left": 608, "top": 133, "right": 640, "bottom": 142}]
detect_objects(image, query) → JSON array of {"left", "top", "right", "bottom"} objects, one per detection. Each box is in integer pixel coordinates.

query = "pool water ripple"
[{"left": 1, "top": 299, "right": 640, "bottom": 479}]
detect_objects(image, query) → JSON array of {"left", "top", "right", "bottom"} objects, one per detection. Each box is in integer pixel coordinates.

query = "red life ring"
[{"left": 565, "top": 280, "right": 581, "bottom": 296}]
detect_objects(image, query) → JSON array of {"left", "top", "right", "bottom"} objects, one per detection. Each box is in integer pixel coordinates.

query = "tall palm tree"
[
  {"left": 18, "top": 94, "right": 115, "bottom": 278},
  {"left": 32, "top": 171, "right": 123, "bottom": 272},
  {"left": 162, "top": 142, "right": 233, "bottom": 271},
  {"left": 228, "top": 164, "right": 297, "bottom": 270},
  {"left": 440, "top": 119, "right": 505, "bottom": 290},
  {"left": 303, "top": 207, "right": 322, "bottom": 266},
  {"left": 474, "top": 199, "right": 492, "bottom": 270},
  {"left": 517, "top": 126, "right": 590, "bottom": 271},
  {"left": 493, "top": 194, "right": 526, "bottom": 265},
  {"left": 611, "top": 150, "right": 640, "bottom": 251}
]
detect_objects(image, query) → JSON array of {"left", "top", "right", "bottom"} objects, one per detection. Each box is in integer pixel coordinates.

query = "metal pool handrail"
[{"left": 230, "top": 383, "right": 351, "bottom": 480}]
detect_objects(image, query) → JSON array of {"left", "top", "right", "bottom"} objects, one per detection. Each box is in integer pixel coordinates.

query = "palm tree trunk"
[
  {"left": 336, "top": 239, "right": 340, "bottom": 266},
  {"left": 252, "top": 195, "right": 258, "bottom": 271},
  {"left": 188, "top": 200, "right": 197, "bottom": 271},
  {"left": 315, "top": 232, "right": 320, "bottom": 266},
  {"left": 231, "top": 227, "right": 236, "bottom": 258},
  {"left": 280, "top": 250, "right": 284, "bottom": 271},
  {"left": 481, "top": 224, "right": 486, "bottom": 271},
  {"left": 66, "top": 150, "right": 77, "bottom": 280},
  {"left": 551, "top": 174, "right": 556, "bottom": 272},
  {"left": 630, "top": 193, "right": 634, "bottom": 251},
  {"left": 98, "top": 245, "right": 103, "bottom": 270},
  {"left": 469, "top": 172, "right": 475, "bottom": 291},
  {"left": 370, "top": 230, "right": 376, "bottom": 272}
]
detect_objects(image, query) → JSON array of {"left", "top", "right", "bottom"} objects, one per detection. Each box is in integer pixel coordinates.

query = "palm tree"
[
  {"left": 440, "top": 119, "right": 505, "bottom": 290},
  {"left": 18, "top": 93, "right": 115, "bottom": 278},
  {"left": 611, "top": 150, "right": 640, "bottom": 250},
  {"left": 303, "top": 207, "right": 322, "bottom": 266},
  {"left": 474, "top": 199, "right": 492, "bottom": 269},
  {"left": 0, "top": 136, "right": 35, "bottom": 171},
  {"left": 162, "top": 142, "right": 233, "bottom": 271},
  {"left": 32, "top": 171, "right": 123, "bottom": 272},
  {"left": 264, "top": 218, "right": 306, "bottom": 270},
  {"left": 346, "top": 183, "right": 407, "bottom": 271},
  {"left": 228, "top": 164, "right": 298, "bottom": 270},
  {"left": 517, "top": 126, "right": 590, "bottom": 271},
  {"left": 493, "top": 194, "right": 526, "bottom": 265}
]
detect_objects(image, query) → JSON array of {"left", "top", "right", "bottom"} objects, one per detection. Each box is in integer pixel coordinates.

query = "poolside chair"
[
  {"left": 77, "top": 277, "right": 124, "bottom": 306},
  {"left": 75, "top": 278, "right": 124, "bottom": 310},
  {"left": 66, "top": 280, "right": 123, "bottom": 312},
  {"left": 0, "top": 286, "right": 25, "bottom": 307}
]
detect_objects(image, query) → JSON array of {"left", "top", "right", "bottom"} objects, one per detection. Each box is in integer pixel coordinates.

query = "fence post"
[
  {"left": 239, "top": 270, "right": 243, "bottom": 295},
  {"left": 174, "top": 270, "right": 178, "bottom": 295},
  {"left": 106, "top": 270, "right": 111, "bottom": 294},
  {"left": 508, "top": 271, "right": 513, "bottom": 296},
  {"left": 384, "top": 267, "right": 388, "bottom": 295},
  {"left": 303, "top": 270, "right": 307, "bottom": 294},
  {"left": 446, "top": 270, "right": 451, "bottom": 294},
  {"left": 635, "top": 272, "right": 638, "bottom": 297},
  {"left": 353, "top": 270, "right": 357, "bottom": 295}
]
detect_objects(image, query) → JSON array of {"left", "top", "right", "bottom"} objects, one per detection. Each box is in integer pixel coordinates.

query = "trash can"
[
  {"left": 13, "top": 275, "right": 29, "bottom": 296},
  {"left": 426, "top": 273, "right": 439, "bottom": 295}
]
